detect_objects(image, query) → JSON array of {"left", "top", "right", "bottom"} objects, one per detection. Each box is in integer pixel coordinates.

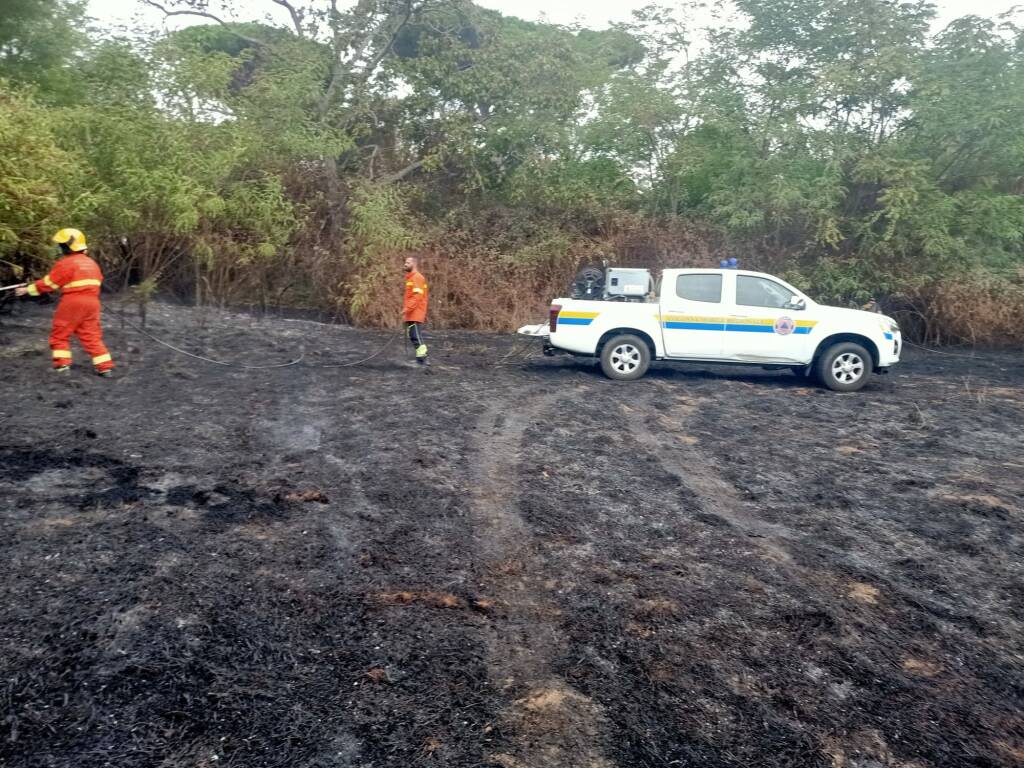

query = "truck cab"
[{"left": 532, "top": 268, "right": 901, "bottom": 391}]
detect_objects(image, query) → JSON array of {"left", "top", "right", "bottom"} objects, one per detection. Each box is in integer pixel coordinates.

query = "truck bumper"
[
  {"left": 517, "top": 323, "right": 550, "bottom": 339},
  {"left": 877, "top": 332, "right": 902, "bottom": 368}
]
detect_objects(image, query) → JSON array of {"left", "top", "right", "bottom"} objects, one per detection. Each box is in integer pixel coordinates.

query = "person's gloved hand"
[{"left": 14, "top": 285, "right": 28, "bottom": 297}]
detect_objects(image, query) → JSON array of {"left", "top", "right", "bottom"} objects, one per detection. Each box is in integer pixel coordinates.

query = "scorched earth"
[{"left": 1, "top": 301, "right": 1022, "bottom": 768}]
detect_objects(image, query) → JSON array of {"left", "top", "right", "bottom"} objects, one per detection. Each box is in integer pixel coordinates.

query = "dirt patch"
[
  {"left": 940, "top": 492, "right": 1014, "bottom": 509},
  {"left": 518, "top": 686, "right": 575, "bottom": 712},
  {"left": 376, "top": 590, "right": 467, "bottom": 609},
  {"left": 993, "top": 740, "right": 1024, "bottom": 763},
  {"left": 902, "top": 657, "right": 943, "bottom": 678},
  {"left": 987, "top": 386, "right": 1024, "bottom": 404},
  {"left": 283, "top": 489, "right": 330, "bottom": 503},
  {"left": 847, "top": 582, "right": 882, "bottom": 604}
]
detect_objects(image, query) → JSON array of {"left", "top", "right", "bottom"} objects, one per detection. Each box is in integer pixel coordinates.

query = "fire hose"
[
  {"left": 105, "top": 305, "right": 412, "bottom": 370},
  {"left": 13, "top": 293, "right": 411, "bottom": 370},
  {"left": 13, "top": 287, "right": 524, "bottom": 370},
  {"left": 104, "top": 304, "right": 306, "bottom": 369}
]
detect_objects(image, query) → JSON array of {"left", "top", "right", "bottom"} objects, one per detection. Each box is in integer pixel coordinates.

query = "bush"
[{"left": 0, "top": 84, "right": 87, "bottom": 267}]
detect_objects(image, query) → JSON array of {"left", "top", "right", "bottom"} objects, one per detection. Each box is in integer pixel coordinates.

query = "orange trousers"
[{"left": 49, "top": 293, "right": 114, "bottom": 371}]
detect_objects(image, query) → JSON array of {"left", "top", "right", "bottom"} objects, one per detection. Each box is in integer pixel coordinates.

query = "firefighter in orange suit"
[
  {"left": 402, "top": 255, "right": 429, "bottom": 366},
  {"left": 15, "top": 229, "right": 114, "bottom": 376}
]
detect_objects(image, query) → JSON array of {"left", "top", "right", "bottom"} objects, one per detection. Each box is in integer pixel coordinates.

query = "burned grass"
[{"left": 1, "top": 302, "right": 1022, "bottom": 767}]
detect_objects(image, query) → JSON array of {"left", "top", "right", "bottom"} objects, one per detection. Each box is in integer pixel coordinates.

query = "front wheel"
[
  {"left": 816, "top": 342, "right": 873, "bottom": 392},
  {"left": 599, "top": 334, "right": 651, "bottom": 381}
]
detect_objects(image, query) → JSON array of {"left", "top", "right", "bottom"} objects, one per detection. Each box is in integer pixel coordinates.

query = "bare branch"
[
  {"left": 326, "top": 0, "right": 419, "bottom": 122},
  {"left": 359, "top": 0, "right": 419, "bottom": 88},
  {"left": 362, "top": 144, "right": 380, "bottom": 180},
  {"left": 270, "top": 0, "right": 305, "bottom": 38},
  {"left": 316, "top": 0, "right": 348, "bottom": 119},
  {"left": 378, "top": 157, "right": 426, "bottom": 184},
  {"left": 377, "top": 107, "right": 496, "bottom": 185},
  {"left": 139, "top": 0, "right": 265, "bottom": 46}
]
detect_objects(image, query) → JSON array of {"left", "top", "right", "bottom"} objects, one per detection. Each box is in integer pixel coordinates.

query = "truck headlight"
[{"left": 880, "top": 319, "right": 899, "bottom": 334}]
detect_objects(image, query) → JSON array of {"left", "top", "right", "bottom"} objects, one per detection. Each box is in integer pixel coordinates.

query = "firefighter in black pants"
[{"left": 402, "top": 255, "right": 429, "bottom": 366}]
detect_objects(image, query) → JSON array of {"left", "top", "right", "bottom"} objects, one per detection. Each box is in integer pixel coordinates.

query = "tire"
[
  {"left": 599, "top": 334, "right": 650, "bottom": 381},
  {"left": 815, "top": 342, "right": 873, "bottom": 392},
  {"left": 571, "top": 265, "right": 605, "bottom": 300}
]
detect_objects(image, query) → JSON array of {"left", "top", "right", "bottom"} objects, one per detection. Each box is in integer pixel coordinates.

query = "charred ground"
[{"left": 1, "top": 301, "right": 1022, "bottom": 768}]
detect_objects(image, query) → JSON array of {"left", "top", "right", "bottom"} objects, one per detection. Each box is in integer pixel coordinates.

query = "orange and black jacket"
[
  {"left": 26, "top": 253, "right": 103, "bottom": 298},
  {"left": 403, "top": 270, "right": 428, "bottom": 323}
]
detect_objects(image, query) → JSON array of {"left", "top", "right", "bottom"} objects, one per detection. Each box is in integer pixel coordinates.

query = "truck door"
[
  {"left": 722, "top": 274, "right": 818, "bottom": 362},
  {"left": 661, "top": 272, "right": 727, "bottom": 360}
]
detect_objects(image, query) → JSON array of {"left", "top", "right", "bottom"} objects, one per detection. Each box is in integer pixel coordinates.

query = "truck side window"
[
  {"left": 675, "top": 274, "right": 722, "bottom": 303},
  {"left": 736, "top": 276, "right": 792, "bottom": 308}
]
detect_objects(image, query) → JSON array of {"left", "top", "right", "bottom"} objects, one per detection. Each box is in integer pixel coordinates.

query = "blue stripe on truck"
[{"left": 664, "top": 321, "right": 723, "bottom": 331}]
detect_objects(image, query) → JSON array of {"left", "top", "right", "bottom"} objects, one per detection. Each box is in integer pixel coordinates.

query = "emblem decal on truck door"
[{"left": 773, "top": 316, "right": 796, "bottom": 335}]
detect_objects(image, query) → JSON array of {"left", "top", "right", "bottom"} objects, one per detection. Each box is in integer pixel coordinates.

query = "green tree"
[
  {"left": 0, "top": 1, "right": 88, "bottom": 103},
  {"left": 0, "top": 84, "right": 87, "bottom": 264},
  {"left": 0, "top": 0, "right": 1019, "bottom": 337}
]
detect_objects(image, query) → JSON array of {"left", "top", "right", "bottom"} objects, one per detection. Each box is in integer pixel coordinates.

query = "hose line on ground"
[
  {"left": 107, "top": 305, "right": 305, "bottom": 369},
  {"left": 303, "top": 326, "right": 406, "bottom": 368},
  {"left": 902, "top": 340, "right": 981, "bottom": 359},
  {"left": 107, "top": 304, "right": 536, "bottom": 370}
]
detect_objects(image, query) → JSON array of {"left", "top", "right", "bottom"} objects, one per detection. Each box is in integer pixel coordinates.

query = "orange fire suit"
[
  {"left": 26, "top": 252, "right": 114, "bottom": 372},
  {"left": 403, "top": 269, "right": 429, "bottom": 363},
  {"left": 403, "top": 270, "right": 428, "bottom": 323}
]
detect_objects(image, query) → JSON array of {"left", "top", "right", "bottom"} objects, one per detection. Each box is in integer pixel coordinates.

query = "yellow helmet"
[{"left": 52, "top": 228, "right": 87, "bottom": 252}]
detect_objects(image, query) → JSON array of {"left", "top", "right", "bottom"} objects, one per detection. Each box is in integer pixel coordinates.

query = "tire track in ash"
[
  {"left": 625, "top": 390, "right": 984, "bottom": 626},
  {"left": 470, "top": 395, "right": 615, "bottom": 768},
  {"left": 627, "top": 389, "right": 1012, "bottom": 617},
  {"left": 623, "top": 396, "right": 800, "bottom": 565}
]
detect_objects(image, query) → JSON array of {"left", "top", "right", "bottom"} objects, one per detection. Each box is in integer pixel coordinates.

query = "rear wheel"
[
  {"left": 816, "top": 342, "right": 873, "bottom": 392},
  {"left": 600, "top": 334, "right": 650, "bottom": 381}
]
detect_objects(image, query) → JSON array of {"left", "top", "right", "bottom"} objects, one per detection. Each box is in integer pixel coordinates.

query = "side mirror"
[{"left": 785, "top": 296, "right": 806, "bottom": 311}]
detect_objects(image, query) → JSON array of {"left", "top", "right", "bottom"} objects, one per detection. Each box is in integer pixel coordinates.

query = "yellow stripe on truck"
[{"left": 662, "top": 314, "right": 729, "bottom": 324}]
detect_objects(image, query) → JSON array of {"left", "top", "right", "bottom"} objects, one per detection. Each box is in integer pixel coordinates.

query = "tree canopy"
[{"left": 1, "top": 0, "right": 1021, "bottom": 341}]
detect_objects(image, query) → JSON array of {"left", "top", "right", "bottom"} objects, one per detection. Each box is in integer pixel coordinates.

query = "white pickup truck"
[{"left": 521, "top": 267, "right": 901, "bottom": 391}]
